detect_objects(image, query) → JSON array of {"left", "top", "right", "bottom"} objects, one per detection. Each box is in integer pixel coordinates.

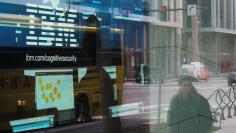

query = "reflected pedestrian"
[{"left": 167, "top": 75, "right": 213, "bottom": 133}]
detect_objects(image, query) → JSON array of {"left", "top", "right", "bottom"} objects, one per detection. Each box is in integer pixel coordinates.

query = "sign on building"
[
  {"left": 187, "top": 4, "right": 197, "bottom": 16},
  {"left": 162, "top": 0, "right": 168, "bottom": 6}
]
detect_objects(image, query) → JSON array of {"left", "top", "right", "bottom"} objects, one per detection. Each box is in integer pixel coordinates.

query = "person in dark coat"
[{"left": 167, "top": 75, "right": 213, "bottom": 133}]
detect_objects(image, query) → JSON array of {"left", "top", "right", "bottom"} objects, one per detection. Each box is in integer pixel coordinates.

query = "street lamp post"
[
  {"left": 187, "top": 4, "right": 200, "bottom": 62},
  {"left": 191, "top": 15, "right": 200, "bottom": 62}
]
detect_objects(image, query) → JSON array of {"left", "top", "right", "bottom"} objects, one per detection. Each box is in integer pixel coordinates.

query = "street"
[
  {"left": 124, "top": 76, "right": 228, "bottom": 105},
  {"left": 123, "top": 76, "right": 229, "bottom": 123},
  {"left": 33, "top": 77, "right": 230, "bottom": 133}
]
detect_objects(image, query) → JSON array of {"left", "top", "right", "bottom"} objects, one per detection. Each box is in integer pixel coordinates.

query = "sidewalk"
[
  {"left": 213, "top": 117, "right": 236, "bottom": 133},
  {"left": 164, "top": 76, "right": 226, "bottom": 83}
]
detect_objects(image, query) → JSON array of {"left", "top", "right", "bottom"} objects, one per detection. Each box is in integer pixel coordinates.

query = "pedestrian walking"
[{"left": 167, "top": 75, "right": 213, "bottom": 133}]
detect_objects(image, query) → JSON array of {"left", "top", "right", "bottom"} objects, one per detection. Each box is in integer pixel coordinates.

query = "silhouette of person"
[
  {"left": 167, "top": 75, "right": 213, "bottom": 133},
  {"left": 82, "top": 15, "right": 122, "bottom": 133}
]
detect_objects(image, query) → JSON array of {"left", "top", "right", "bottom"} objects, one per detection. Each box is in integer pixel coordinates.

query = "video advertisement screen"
[
  {"left": 0, "top": 0, "right": 125, "bottom": 68},
  {"left": 0, "top": 0, "right": 81, "bottom": 48},
  {"left": 35, "top": 74, "right": 74, "bottom": 111}
]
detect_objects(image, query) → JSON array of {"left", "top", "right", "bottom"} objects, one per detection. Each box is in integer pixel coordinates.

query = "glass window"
[{"left": 0, "top": 0, "right": 235, "bottom": 133}]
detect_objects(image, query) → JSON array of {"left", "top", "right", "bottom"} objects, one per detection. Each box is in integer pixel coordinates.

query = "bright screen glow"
[
  {"left": 10, "top": 115, "right": 54, "bottom": 133},
  {"left": 35, "top": 75, "right": 74, "bottom": 111}
]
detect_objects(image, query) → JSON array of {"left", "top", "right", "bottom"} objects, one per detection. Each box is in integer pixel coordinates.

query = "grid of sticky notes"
[
  {"left": 38, "top": 78, "right": 62, "bottom": 103},
  {"left": 36, "top": 75, "right": 74, "bottom": 111}
]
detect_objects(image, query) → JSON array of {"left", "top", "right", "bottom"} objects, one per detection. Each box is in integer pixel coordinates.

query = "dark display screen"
[
  {"left": 0, "top": 0, "right": 144, "bottom": 48},
  {"left": 0, "top": 1, "right": 81, "bottom": 48},
  {"left": 0, "top": 0, "right": 144, "bottom": 68}
]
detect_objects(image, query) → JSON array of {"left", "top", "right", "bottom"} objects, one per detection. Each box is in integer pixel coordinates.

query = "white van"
[{"left": 181, "top": 62, "right": 209, "bottom": 81}]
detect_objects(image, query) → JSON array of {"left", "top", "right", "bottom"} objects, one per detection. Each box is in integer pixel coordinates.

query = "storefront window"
[{"left": 0, "top": 0, "right": 236, "bottom": 133}]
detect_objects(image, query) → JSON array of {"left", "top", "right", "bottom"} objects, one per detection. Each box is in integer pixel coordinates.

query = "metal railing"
[{"left": 208, "top": 86, "right": 236, "bottom": 127}]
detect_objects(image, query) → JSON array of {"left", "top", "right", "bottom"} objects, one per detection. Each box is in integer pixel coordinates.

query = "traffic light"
[
  {"left": 160, "top": 6, "right": 167, "bottom": 21},
  {"left": 160, "top": 6, "right": 167, "bottom": 13}
]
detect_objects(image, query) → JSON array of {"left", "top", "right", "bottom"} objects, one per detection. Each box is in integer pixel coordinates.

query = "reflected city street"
[{"left": 32, "top": 76, "right": 228, "bottom": 133}]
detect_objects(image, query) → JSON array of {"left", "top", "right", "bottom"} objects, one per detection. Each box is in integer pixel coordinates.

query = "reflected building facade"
[
  {"left": 146, "top": 0, "right": 183, "bottom": 78},
  {"left": 183, "top": 0, "right": 236, "bottom": 74}
]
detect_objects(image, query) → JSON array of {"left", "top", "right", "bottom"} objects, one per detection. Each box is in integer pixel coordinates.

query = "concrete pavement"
[{"left": 213, "top": 116, "right": 236, "bottom": 133}]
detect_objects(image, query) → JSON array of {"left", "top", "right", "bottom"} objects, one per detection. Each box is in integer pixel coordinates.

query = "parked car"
[
  {"left": 181, "top": 62, "right": 209, "bottom": 82},
  {"left": 227, "top": 68, "right": 236, "bottom": 86}
]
